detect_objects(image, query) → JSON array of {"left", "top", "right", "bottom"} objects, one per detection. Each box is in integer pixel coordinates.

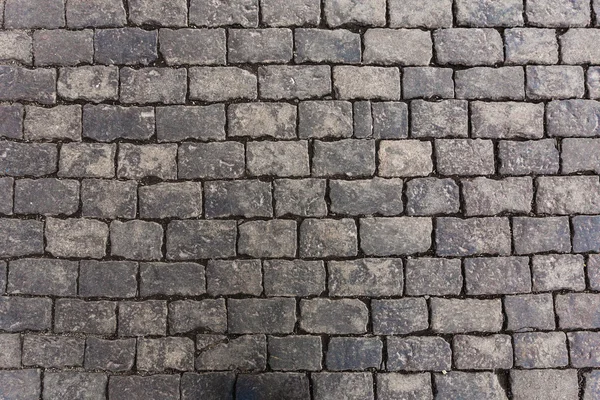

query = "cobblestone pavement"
[{"left": 2, "top": 0, "right": 600, "bottom": 399}]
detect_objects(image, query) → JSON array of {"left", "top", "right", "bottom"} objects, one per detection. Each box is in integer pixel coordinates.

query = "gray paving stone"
[
  {"left": 269, "top": 336, "right": 322, "bottom": 371},
  {"left": 229, "top": 102, "right": 296, "bottom": 139},
  {"left": 378, "top": 140, "right": 433, "bottom": 177},
  {"left": 588, "top": 67, "right": 600, "bottom": 98},
  {"left": 312, "top": 372, "right": 374, "bottom": 400},
  {"left": 324, "top": 0, "right": 385, "bottom": 27},
  {"left": 117, "top": 143, "right": 177, "bottom": 180},
  {"left": 455, "top": 67, "right": 525, "bottom": 100},
  {"left": 573, "top": 216, "right": 600, "bottom": 252},
  {"left": 228, "top": 28, "right": 292, "bottom": 63},
  {"left": 389, "top": 0, "right": 452, "bottom": 27},
  {"left": 239, "top": 220, "right": 297, "bottom": 258},
  {"left": 504, "top": 294, "right": 556, "bottom": 332},
  {"left": 274, "top": 178, "right": 327, "bottom": 217},
  {"left": 195, "top": 335, "right": 266, "bottom": 371},
  {"left": 141, "top": 262, "right": 205, "bottom": 297},
  {"left": 505, "top": 28, "right": 559, "bottom": 65},
  {"left": 128, "top": 0, "right": 187, "bottom": 26},
  {"left": 364, "top": 29, "right": 432, "bottom": 65},
  {"left": 0, "top": 104, "right": 23, "bottom": 139},
  {"left": 454, "top": 334, "right": 513, "bottom": 370},
  {"left": 84, "top": 105, "right": 154, "bottom": 141},
  {"left": 14, "top": 178, "right": 79, "bottom": 216},
  {"left": 46, "top": 218, "right": 108, "bottom": 259},
  {"left": 536, "top": 176, "right": 600, "bottom": 214},
  {"left": 167, "top": 220, "right": 237, "bottom": 260},
  {"left": 327, "top": 337, "right": 382, "bottom": 371},
  {"left": 405, "top": 258, "right": 463, "bottom": 296},
  {"left": 360, "top": 217, "right": 432, "bottom": 256},
  {"left": 189, "top": 0, "right": 258, "bottom": 27},
  {"left": 464, "top": 257, "right": 531, "bottom": 295},
  {"left": 295, "top": 29, "right": 360, "bottom": 63},
  {"left": 527, "top": 0, "right": 590, "bottom": 26},
  {"left": 456, "top": 0, "right": 523, "bottom": 26},
  {"left": 300, "top": 299, "right": 368, "bottom": 334},
  {"left": 403, "top": 67, "right": 455, "bottom": 99},
  {"left": 0, "top": 178, "right": 12, "bottom": 215},
  {"left": 562, "top": 138, "right": 600, "bottom": 174},
  {"left": 377, "top": 373, "right": 433, "bottom": 400},
  {"left": 181, "top": 372, "right": 236, "bottom": 400},
  {"left": 139, "top": 182, "right": 203, "bottom": 219},
  {"left": 264, "top": 260, "right": 325, "bottom": 297},
  {"left": 179, "top": 142, "right": 245, "bottom": 179},
  {"left": 556, "top": 293, "right": 600, "bottom": 329},
  {"left": 66, "top": 0, "right": 127, "bottom": 28},
  {"left": 562, "top": 29, "right": 600, "bottom": 64},
  {"left": 0, "top": 219, "right": 43, "bottom": 257},
  {"left": 411, "top": 100, "right": 468, "bottom": 138},
  {"left": 589, "top": 255, "right": 600, "bottom": 290},
  {"left": 436, "top": 217, "right": 511, "bottom": 256},
  {"left": 547, "top": 100, "right": 600, "bottom": 137},
  {"left": 333, "top": 66, "right": 401, "bottom": 100},
  {"left": 0, "top": 262, "right": 5, "bottom": 293},
  {"left": 372, "top": 102, "right": 408, "bottom": 139},
  {"left": 190, "top": 67, "right": 257, "bottom": 101},
  {"left": 236, "top": 373, "right": 310, "bottom": 400},
  {"left": 585, "top": 370, "right": 600, "bottom": 400},
  {"left": 514, "top": 332, "right": 568, "bottom": 368},
  {"left": 0, "top": 370, "right": 41, "bottom": 400},
  {"left": 118, "top": 300, "right": 167, "bottom": 336},
  {"left": 329, "top": 178, "right": 403, "bottom": 216},
  {"left": 120, "top": 67, "right": 187, "bottom": 104},
  {"left": 262, "top": 0, "right": 320, "bottom": 26},
  {"left": 159, "top": 28, "right": 225, "bottom": 65},
  {"left": 95, "top": 28, "right": 157, "bottom": 65},
  {"left": 431, "top": 298, "right": 503, "bottom": 333},
  {"left": 5, "top": 0, "right": 64, "bottom": 28},
  {"left": 0, "top": 333, "right": 21, "bottom": 368},
  {"left": 79, "top": 260, "right": 137, "bottom": 298},
  {"left": 387, "top": 336, "right": 451, "bottom": 371},
  {"left": 372, "top": 298, "right": 429, "bottom": 335},
  {"left": 435, "top": 139, "right": 495, "bottom": 176},
  {"left": 526, "top": 65, "right": 585, "bottom": 99},
  {"left": 81, "top": 179, "right": 137, "bottom": 219},
  {"left": 474, "top": 102, "right": 545, "bottom": 139},
  {"left": 463, "top": 177, "right": 533, "bottom": 216},
  {"left": 532, "top": 254, "right": 585, "bottom": 291},
  {"left": 299, "top": 100, "right": 353, "bottom": 139},
  {"left": 435, "top": 29, "right": 503, "bottom": 66},
  {"left": 312, "top": 139, "right": 376, "bottom": 177},
  {"left": 405, "top": 178, "right": 460, "bottom": 216},
  {"left": 8, "top": 259, "right": 78, "bottom": 296},
  {"left": 24, "top": 105, "right": 81, "bottom": 141},
  {"left": 512, "top": 217, "right": 571, "bottom": 254},
  {"left": 137, "top": 337, "right": 195, "bottom": 372},
  {"left": 0, "top": 31, "right": 32, "bottom": 64},
  {"left": 22, "top": 335, "right": 84, "bottom": 368},
  {"left": 43, "top": 372, "right": 107, "bottom": 400},
  {"left": 511, "top": 370, "right": 579, "bottom": 400},
  {"left": 247, "top": 141, "right": 309, "bottom": 177},
  {"left": 328, "top": 258, "right": 403, "bottom": 297},
  {"left": 299, "top": 218, "right": 357, "bottom": 258},
  {"left": 59, "top": 143, "right": 116, "bottom": 178},
  {"left": 110, "top": 220, "right": 163, "bottom": 260},
  {"left": 498, "top": 139, "right": 560, "bottom": 175},
  {"left": 0, "top": 297, "right": 52, "bottom": 332},
  {"left": 109, "top": 375, "right": 180, "bottom": 400},
  {"left": 205, "top": 180, "right": 272, "bottom": 218},
  {"left": 206, "top": 260, "right": 262, "bottom": 296},
  {"left": 259, "top": 65, "right": 331, "bottom": 99},
  {"left": 0, "top": 66, "right": 56, "bottom": 104},
  {"left": 568, "top": 331, "right": 600, "bottom": 367},
  {"left": 54, "top": 299, "right": 116, "bottom": 335},
  {"left": 435, "top": 372, "right": 507, "bottom": 400},
  {"left": 59, "top": 67, "right": 119, "bottom": 103}
]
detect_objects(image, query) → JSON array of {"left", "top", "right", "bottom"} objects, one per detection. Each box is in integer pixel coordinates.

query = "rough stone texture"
[
  {"left": 155, "top": 104, "right": 224, "bottom": 142},
  {"left": 405, "top": 178, "right": 460, "bottom": 215},
  {"left": 372, "top": 298, "right": 429, "bottom": 335},
  {"left": 505, "top": 294, "right": 556, "bottom": 332},
  {"left": 141, "top": 263, "right": 205, "bottom": 297},
  {"left": 499, "top": 139, "right": 560, "bottom": 175},
  {"left": 300, "top": 299, "right": 368, "bottom": 334},
  {"left": 387, "top": 336, "right": 451, "bottom": 371},
  {"left": 389, "top": 0, "right": 453, "bottom": 28},
  {"left": 512, "top": 217, "right": 571, "bottom": 254},
  {"left": 547, "top": 100, "right": 600, "bottom": 137},
  {"left": 527, "top": 0, "right": 590, "bottom": 27},
  {"left": 333, "top": 66, "right": 401, "bottom": 100},
  {"left": 379, "top": 140, "right": 433, "bottom": 177},
  {"left": 453, "top": 335, "right": 513, "bottom": 370},
  {"left": 505, "top": 28, "right": 558, "bottom": 65},
  {"left": 329, "top": 178, "right": 403, "bottom": 216},
  {"left": 455, "top": 67, "right": 525, "bottom": 100},
  {"left": 312, "top": 139, "right": 376, "bottom": 177},
  {"left": 403, "top": 67, "right": 455, "bottom": 99},
  {"left": 431, "top": 298, "right": 504, "bottom": 333},
  {"left": 435, "top": 139, "right": 495, "bottom": 176},
  {"left": 59, "top": 67, "right": 118, "bottom": 103},
  {"left": 46, "top": 218, "right": 108, "bottom": 259},
  {"left": 456, "top": 0, "right": 523, "bottom": 26},
  {"left": 295, "top": 29, "right": 360, "bottom": 63},
  {"left": 511, "top": 370, "right": 579, "bottom": 400},
  {"left": 436, "top": 217, "right": 511, "bottom": 256},
  {"left": 526, "top": 65, "right": 585, "bottom": 99},
  {"left": 435, "top": 372, "right": 508, "bottom": 400},
  {"left": 264, "top": 260, "right": 325, "bottom": 296},
  {"left": 377, "top": 373, "right": 433, "bottom": 400},
  {"left": 269, "top": 335, "right": 322, "bottom": 371},
  {"left": 411, "top": 100, "right": 468, "bottom": 138},
  {"left": 434, "top": 29, "right": 503, "bottom": 66},
  {"left": 513, "top": 332, "right": 568, "bottom": 368},
  {"left": 405, "top": 258, "right": 462, "bottom": 296},
  {"left": 229, "top": 102, "right": 296, "bottom": 139},
  {"left": 228, "top": 28, "right": 293, "bottom": 63},
  {"left": 368, "top": 103, "right": 407, "bottom": 138},
  {"left": 360, "top": 217, "right": 432, "bottom": 256},
  {"left": 324, "top": 0, "right": 385, "bottom": 27},
  {"left": 364, "top": 29, "right": 432, "bottom": 65},
  {"left": 313, "top": 373, "right": 374, "bottom": 400},
  {"left": 462, "top": 177, "right": 533, "bottom": 216},
  {"left": 159, "top": 28, "right": 225, "bottom": 65},
  {"left": 464, "top": 257, "right": 531, "bottom": 295},
  {"left": 532, "top": 254, "right": 585, "bottom": 291},
  {"left": 259, "top": 65, "right": 331, "bottom": 99},
  {"left": 189, "top": 67, "right": 256, "bottom": 101}
]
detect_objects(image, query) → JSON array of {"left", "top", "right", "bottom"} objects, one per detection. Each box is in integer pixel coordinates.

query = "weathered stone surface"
[
  {"left": 59, "top": 67, "right": 118, "bottom": 102},
  {"left": 181, "top": 372, "right": 236, "bottom": 400},
  {"left": 360, "top": 217, "right": 432, "bottom": 256},
  {"left": 8, "top": 259, "right": 78, "bottom": 296},
  {"left": 55, "top": 299, "right": 116, "bottom": 335},
  {"left": 372, "top": 102, "right": 408, "bottom": 139},
  {"left": 5, "top": 0, "right": 64, "bottom": 28},
  {"left": 569, "top": 332, "right": 600, "bottom": 367},
  {"left": 411, "top": 100, "right": 468, "bottom": 138},
  {"left": 178, "top": 142, "right": 245, "bottom": 179},
  {"left": 0, "top": 334, "right": 21, "bottom": 368},
  {"left": 195, "top": 335, "right": 266, "bottom": 371},
  {"left": 204, "top": 180, "right": 272, "bottom": 218},
  {"left": 405, "top": 178, "right": 460, "bottom": 215},
  {"left": 81, "top": 179, "right": 137, "bottom": 219},
  {"left": 59, "top": 143, "right": 115, "bottom": 178},
  {"left": 167, "top": 220, "right": 237, "bottom": 260},
  {"left": 236, "top": 373, "right": 310, "bottom": 400},
  {"left": 190, "top": 67, "right": 256, "bottom": 101},
  {"left": 0, "top": 66, "right": 56, "bottom": 104},
  {"left": 44, "top": 372, "right": 107, "bottom": 400},
  {"left": 471, "top": 102, "right": 544, "bottom": 139},
  {"left": 229, "top": 28, "right": 293, "bottom": 63},
  {"left": 206, "top": 260, "right": 262, "bottom": 296},
  {"left": 137, "top": 337, "right": 195, "bottom": 372},
  {"left": 537, "top": 176, "right": 600, "bottom": 214},
  {"left": 120, "top": 67, "right": 187, "bottom": 104},
  {"left": 0, "top": 104, "right": 23, "bottom": 139},
  {"left": 435, "top": 139, "right": 495, "bottom": 176},
  {"left": 299, "top": 218, "right": 357, "bottom": 258},
  {"left": 526, "top": 65, "right": 585, "bottom": 99},
  {"left": 377, "top": 373, "right": 433, "bottom": 400},
  {"left": 300, "top": 299, "right": 368, "bottom": 334},
  {"left": 329, "top": 178, "right": 403, "bottom": 216},
  {"left": 499, "top": 139, "right": 560, "bottom": 175},
  {"left": 274, "top": 178, "right": 327, "bottom": 217},
  {"left": 262, "top": 0, "right": 320, "bottom": 26},
  {"left": 159, "top": 28, "right": 225, "bottom": 65},
  {"left": 462, "top": 177, "right": 533, "bottom": 216},
  {"left": 405, "top": 258, "right": 462, "bottom": 296},
  {"left": 431, "top": 298, "right": 503, "bottom": 333},
  {"left": 84, "top": 105, "right": 154, "bottom": 141},
  {"left": 327, "top": 337, "right": 382, "bottom": 370},
  {"left": 66, "top": 0, "right": 126, "bottom": 28},
  {"left": 14, "top": 178, "right": 79, "bottom": 216},
  {"left": 299, "top": 100, "right": 352, "bottom": 139},
  {"left": 513, "top": 217, "right": 571, "bottom": 254},
  {"left": 513, "top": 332, "right": 568, "bottom": 368},
  {"left": 556, "top": 293, "right": 600, "bottom": 329},
  {"left": 139, "top": 182, "right": 202, "bottom": 219},
  {"left": 464, "top": 257, "right": 531, "bottom": 295},
  {"left": 45, "top": 218, "right": 108, "bottom": 259},
  {"left": 436, "top": 217, "right": 511, "bottom": 256},
  {"left": 532, "top": 254, "right": 585, "bottom": 291},
  {"left": 128, "top": 0, "right": 187, "bottom": 26},
  {"left": 189, "top": 0, "right": 258, "bottom": 27},
  {"left": 456, "top": 0, "right": 523, "bottom": 26},
  {"left": 118, "top": 300, "right": 167, "bottom": 336},
  {"left": 269, "top": 336, "right": 322, "bottom": 371},
  {"left": 389, "top": 0, "right": 452, "bottom": 27},
  {"left": 247, "top": 141, "right": 309, "bottom": 177},
  {"left": 0, "top": 297, "right": 52, "bottom": 332},
  {"left": 505, "top": 28, "right": 558, "bottom": 65},
  {"left": 264, "top": 260, "right": 325, "bottom": 297},
  {"left": 109, "top": 375, "right": 180, "bottom": 400},
  {"left": 387, "top": 336, "right": 451, "bottom": 371},
  {"left": 505, "top": 294, "right": 556, "bottom": 332},
  {"left": 455, "top": 67, "right": 525, "bottom": 100},
  {"left": 95, "top": 28, "right": 157, "bottom": 65},
  {"left": 295, "top": 29, "right": 360, "bottom": 63},
  {"left": 526, "top": 0, "right": 590, "bottom": 27},
  {"left": 259, "top": 65, "right": 331, "bottom": 99},
  {"left": 22, "top": 335, "right": 84, "bottom": 368},
  {"left": 435, "top": 372, "right": 507, "bottom": 400},
  {"left": 313, "top": 373, "right": 374, "bottom": 400},
  {"left": 239, "top": 220, "right": 297, "bottom": 258},
  {"left": 333, "top": 66, "right": 400, "bottom": 100},
  {"left": 312, "top": 139, "right": 376, "bottom": 177},
  {"left": 372, "top": 298, "right": 429, "bottom": 335},
  {"left": 110, "top": 220, "right": 163, "bottom": 260},
  {"left": 454, "top": 335, "right": 513, "bottom": 370},
  {"left": 364, "top": 29, "right": 432, "bottom": 65},
  {"left": 378, "top": 140, "right": 433, "bottom": 177},
  {"left": 0, "top": 370, "right": 41, "bottom": 400},
  {"left": 324, "top": 0, "right": 385, "bottom": 27},
  {"left": 229, "top": 102, "right": 296, "bottom": 139},
  {"left": 141, "top": 263, "right": 205, "bottom": 297},
  {"left": 80, "top": 260, "right": 137, "bottom": 298},
  {"left": 511, "top": 370, "right": 579, "bottom": 400},
  {"left": 562, "top": 138, "right": 600, "bottom": 174},
  {"left": 117, "top": 143, "right": 177, "bottom": 180},
  {"left": 547, "top": 100, "right": 600, "bottom": 137},
  {"left": 435, "top": 29, "right": 503, "bottom": 66},
  {"left": 328, "top": 258, "right": 403, "bottom": 297},
  {"left": 403, "top": 67, "right": 454, "bottom": 99}
]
